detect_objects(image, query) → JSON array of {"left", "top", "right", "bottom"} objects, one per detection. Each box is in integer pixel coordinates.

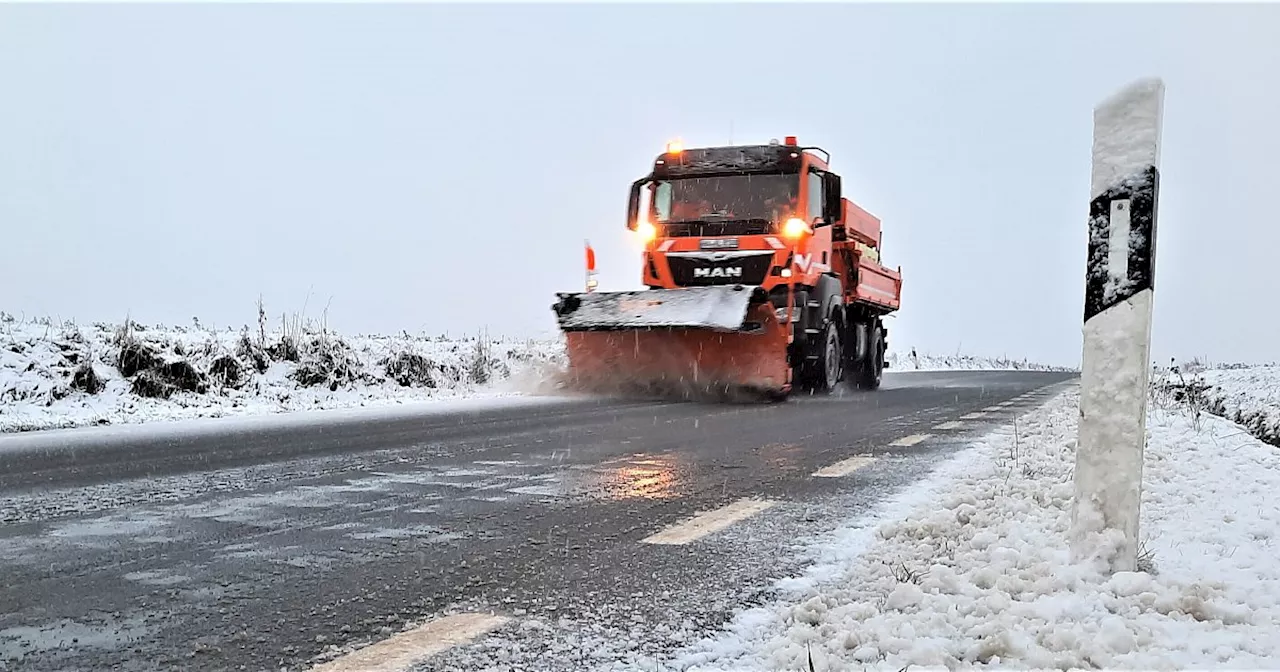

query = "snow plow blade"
[{"left": 551, "top": 285, "right": 792, "bottom": 401}]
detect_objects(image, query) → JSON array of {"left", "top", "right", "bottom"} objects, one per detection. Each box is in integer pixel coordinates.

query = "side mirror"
[
  {"left": 626, "top": 177, "right": 651, "bottom": 230},
  {"left": 823, "top": 172, "right": 843, "bottom": 223},
  {"left": 812, "top": 216, "right": 830, "bottom": 228}
]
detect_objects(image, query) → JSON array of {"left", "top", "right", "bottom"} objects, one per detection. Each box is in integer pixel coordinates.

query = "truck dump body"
[
  {"left": 850, "top": 255, "right": 903, "bottom": 310},
  {"left": 836, "top": 197, "right": 903, "bottom": 312}
]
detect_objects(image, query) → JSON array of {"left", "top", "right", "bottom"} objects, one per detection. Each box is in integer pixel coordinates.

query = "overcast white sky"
[{"left": 2, "top": 4, "right": 1277, "bottom": 367}]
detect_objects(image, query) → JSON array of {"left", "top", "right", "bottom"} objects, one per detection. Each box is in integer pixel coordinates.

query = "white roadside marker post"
[{"left": 1070, "top": 78, "right": 1165, "bottom": 573}]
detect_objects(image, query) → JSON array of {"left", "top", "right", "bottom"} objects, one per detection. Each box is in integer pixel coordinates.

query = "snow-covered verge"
[
  {"left": 0, "top": 312, "right": 565, "bottom": 433},
  {"left": 1154, "top": 363, "right": 1280, "bottom": 447},
  {"left": 668, "top": 384, "right": 1280, "bottom": 670},
  {"left": 887, "top": 351, "right": 1074, "bottom": 373},
  {"left": 1, "top": 309, "right": 1070, "bottom": 434}
]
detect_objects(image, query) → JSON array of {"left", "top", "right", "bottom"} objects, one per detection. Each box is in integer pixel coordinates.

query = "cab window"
[
  {"left": 651, "top": 182, "right": 672, "bottom": 221},
  {"left": 807, "top": 171, "right": 823, "bottom": 222}
]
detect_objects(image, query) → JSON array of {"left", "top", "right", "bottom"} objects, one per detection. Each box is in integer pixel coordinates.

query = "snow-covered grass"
[
  {"left": 1154, "top": 362, "right": 1280, "bottom": 447},
  {"left": 668, "top": 384, "right": 1280, "bottom": 670},
  {"left": 0, "top": 311, "right": 565, "bottom": 433},
  {"left": 0, "top": 308, "right": 1069, "bottom": 434},
  {"left": 887, "top": 351, "right": 1073, "bottom": 373}
]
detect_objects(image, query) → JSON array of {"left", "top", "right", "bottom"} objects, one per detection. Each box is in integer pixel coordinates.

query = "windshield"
[{"left": 650, "top": 174, "right": 799, "bottom": 223}]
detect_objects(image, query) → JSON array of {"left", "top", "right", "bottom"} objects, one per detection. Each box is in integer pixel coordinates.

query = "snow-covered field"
[
  {"left": 1, "top": 312, "right": 1071, "bottom": 434},
  {"left": 1155, "top": 363, "right": 1280, "bottom": 446},
  {"left": 887, "top": 351, "right": 1071, "bottom": 373},
  {"left": 0, "top": 313, "right": 565, "bottom": 433},
  {"left": 664, "top": 383, "right": 1280, "bottom": 670}
]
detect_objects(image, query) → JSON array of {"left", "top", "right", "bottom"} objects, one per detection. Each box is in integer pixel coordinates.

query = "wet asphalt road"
[{"left": 0, "top": 370, "right": 1075, "bottom": 672}]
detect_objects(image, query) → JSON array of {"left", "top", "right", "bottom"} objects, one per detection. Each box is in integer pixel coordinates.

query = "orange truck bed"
[
  {"left": 836, "top": 198, "right": 902, "bottom": 312},
  {"left": 852, "top": 254, "right": 902, "bottom": 310}
]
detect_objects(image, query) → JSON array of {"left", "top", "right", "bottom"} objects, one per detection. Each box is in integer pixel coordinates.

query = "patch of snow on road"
[{"left": 667, "top": 384, "right": 1280, "bottom": 670}]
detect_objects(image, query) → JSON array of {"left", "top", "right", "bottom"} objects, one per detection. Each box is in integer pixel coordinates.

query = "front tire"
[{"left": 805, "top": 319, "right": 843, "bottom": 393}]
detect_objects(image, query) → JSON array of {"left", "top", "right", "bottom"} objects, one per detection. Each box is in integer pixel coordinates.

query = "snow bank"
[
  {"left": 0, "top": 309, "right": 1068, "bottom": 434},
  {"left": 0, "top": 313, "right": 565, "bottom": 433},
  {"left": 887, "top": 351, "right": 1073, "bottom": 373},
  {"left": 1155, "top": 363, "right": 1280, "bottom": 447},
  {"left": 669, "top": 385, "right": 1280, "bottom": 670}
]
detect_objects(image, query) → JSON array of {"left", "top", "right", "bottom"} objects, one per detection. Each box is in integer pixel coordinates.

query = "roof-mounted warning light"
[
  {"left": 784, "top": 136, "right": 798, "bottom": 146},
  {"left": 666, "top": 139, "right": 683, "bottom": 154}
]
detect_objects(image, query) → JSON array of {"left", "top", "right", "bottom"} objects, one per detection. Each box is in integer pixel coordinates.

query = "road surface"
[{"left": 0, "top": 370, "right": 1075, "bottom": 671}]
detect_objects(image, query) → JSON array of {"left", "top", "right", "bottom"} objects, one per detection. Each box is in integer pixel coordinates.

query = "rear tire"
[{"left": 853, "top": 321, "right": 884, "bottom": 390}]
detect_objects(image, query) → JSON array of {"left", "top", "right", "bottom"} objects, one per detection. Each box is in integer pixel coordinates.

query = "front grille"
[
  {"left": 667, "top": 253, "right": 773, "bottom": 287},
  {"left": 663, "top": 220, "right": 772, "bottom": 237}
]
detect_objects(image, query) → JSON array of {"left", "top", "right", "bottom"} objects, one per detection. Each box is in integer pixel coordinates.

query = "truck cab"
[{"left": 626, "top": 137, "right": 844, "bottom": 317}]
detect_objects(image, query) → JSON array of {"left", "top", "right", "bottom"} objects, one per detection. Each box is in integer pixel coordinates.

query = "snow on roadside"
[
  {"left": 0, "top": 314, "right": 566, "bottom": 433},
  {"left": 887, "top": 351, "right": 1073, "bottom": 373},
  {"left": 1155, "top": 364, "right": 1280, "bottom": 446},
  {"left": 1, "top": 311, "right": 1069, "bottom": 434},
  {"left": 667, "top": 384, "right": 1280, "bottom": 671}
]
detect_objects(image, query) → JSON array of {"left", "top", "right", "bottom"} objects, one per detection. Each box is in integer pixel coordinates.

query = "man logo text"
[{"left": 694, "top": 267, "right": 743, "bottom": 279}]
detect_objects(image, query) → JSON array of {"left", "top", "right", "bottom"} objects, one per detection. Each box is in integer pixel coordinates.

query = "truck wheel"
[
  {"left": 854, "top": 323, "right": 884, "bottom": 390},
  {"left": 810, "top": 319, "right": 843, "bottom": 393}
]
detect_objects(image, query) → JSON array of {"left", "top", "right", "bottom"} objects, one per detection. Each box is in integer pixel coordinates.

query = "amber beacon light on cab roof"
[{"left": 552, "top": 136, "right": 903, "bottom": 402}]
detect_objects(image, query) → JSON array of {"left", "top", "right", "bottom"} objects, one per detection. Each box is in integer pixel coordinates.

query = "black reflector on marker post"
[{"left": 1070, "top": 78, "right": 1165, "bottom": 574}]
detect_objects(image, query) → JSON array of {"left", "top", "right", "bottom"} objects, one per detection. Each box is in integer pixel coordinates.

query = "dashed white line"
[
  {"left": 933, "top": 421, "right": 963, "bottom": 431},
  {"left": 961, "top": 412, "right": 986, "bottom": 420},
  {"left": 889, "top": 433, "right": 932, "bottom": 447},
  {"left": 310, "top": 612, "right": 509, "bottom": 672},
  {"left": 641, "top": 497, "right": 778, "bottom": 545},
  {"left": 983, "top": 405, "right": 1002, "bottom": 412},
  {"left": 813, "top": 455, "right": 877, "bottom": 478}
]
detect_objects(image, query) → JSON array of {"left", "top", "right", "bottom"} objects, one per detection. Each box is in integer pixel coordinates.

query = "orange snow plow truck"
[{"left": 551, "top": 136, "right": 902, "bottom": 401}]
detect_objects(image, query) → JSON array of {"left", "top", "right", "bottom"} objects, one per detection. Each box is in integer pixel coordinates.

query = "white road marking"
[
  {"left": 889, "top": 433, "right": 931, "bottom": 447},
  {"left": 933, "top": 421, "right": 963, "bottom": 430},
  {"left": 983, "top": 406, "right": 1002, "bottom": 412},
  {"left": 641, "top": 498, "right": 777, "bottom": 545},
  {"left": 961, "top": 412, "right": 986, "bottom": 420},
  {"left": 813, "top": 455, "right": 877, "bottom": 478},
  {"left": 310, "top": 612, "right": 509, "bottom": 672}
]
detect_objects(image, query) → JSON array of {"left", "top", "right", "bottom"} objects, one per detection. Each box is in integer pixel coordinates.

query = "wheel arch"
[{"left": 814, "top": 273, "right": 845, "bottom": 330}]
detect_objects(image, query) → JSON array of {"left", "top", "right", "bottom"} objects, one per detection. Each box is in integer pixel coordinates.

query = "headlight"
[
  {"left": 637, "top": 220, "right": 658, "bottom": 243},
  {"left": 782, "top": 217, "right": 811, "bottom": 239}
]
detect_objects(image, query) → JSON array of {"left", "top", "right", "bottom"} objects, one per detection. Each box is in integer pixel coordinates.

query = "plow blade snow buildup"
[{"left": 552, "top": 285, "right": 791, "bottom": 400}]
